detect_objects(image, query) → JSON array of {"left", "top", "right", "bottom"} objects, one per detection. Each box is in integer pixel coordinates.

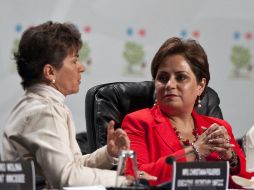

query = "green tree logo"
[
  {"left": 230, "top": 45, "right": 252, "bottom": 77},
  {"left": 123, "top": 41, "right": 145, "bottom": 74},
  {"left": 12, "top": 39, "right": 20, "bottom": 55},
  {"left": 79, "top": 41, "right": 92, "bottom": 72},
  {"left": 10, "top": 38, "right": 20, "bottom": 73}
]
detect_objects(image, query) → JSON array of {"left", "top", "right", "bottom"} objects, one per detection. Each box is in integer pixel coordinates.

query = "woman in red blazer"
[{"left": 122, "top": 37, "right": 250, "bottom": 189}]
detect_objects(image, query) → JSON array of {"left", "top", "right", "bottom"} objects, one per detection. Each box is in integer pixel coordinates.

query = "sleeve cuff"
[{"left": 105, "top": 147, "right": 119, "bottom": 166}]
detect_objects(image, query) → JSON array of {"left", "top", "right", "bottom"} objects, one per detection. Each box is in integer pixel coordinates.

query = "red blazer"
[{"left": 122, "top": 105, "right": 250, "bottom": 189}]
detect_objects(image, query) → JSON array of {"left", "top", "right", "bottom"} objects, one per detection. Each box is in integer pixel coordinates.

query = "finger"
[
  {"left": 114, "top": 128, "right": 128, "bottom": 137},
  {"left": 137, "top": 171, "right": 157, "bottom": 181},
  {"left": 214, "top": 125, "right": 228, "bottom": 135},
  {"left": 212, "top": 146, "right": 229, "bottom": 153},
  {"left": 125, "top": 175, "right": 134, "bottom": 186},
  {"left": 107, "top": 120, "right": 116, "bottom": 155},
  {"left": 107, "top": 120, "right": 115, "bottom": 138},
  {"left": 209, "top": 137, "right": 231, "bottom": 144},
  {"left": 223, "top": 143, "right": 235, "bottom": 149},
  {"left": 197, "top": 133, "right": 206, "bottom": 142},
  {"left": 201, "top": 126, "right": 208, "bottom": 132},
  {"left": 208, "top": 138, "right": 225, "bottom": 145},
  {"left": 221, "top": 126, "right": 227, "bottom": 132},
  {"left": 213, "top": 144, "right": 235, "bottom": 151},
  {"left": 114, "top": 134, "right": 130, "bottom": 150},
  {"left": 207, "top": 128, "right": 224, "bottom": 139},
  {"left": 114, "top": 129, "right": 129, "bottom": 144},
  {"left": 206, "top": 123, "right": 219, "bottom": 134},
  {"left": 209, "top": 138, "right": 233, "bottom": 148}
]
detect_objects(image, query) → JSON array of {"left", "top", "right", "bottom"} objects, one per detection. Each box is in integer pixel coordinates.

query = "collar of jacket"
[{"left": 149, "top": 105, "right": 206, "bottom": 152}]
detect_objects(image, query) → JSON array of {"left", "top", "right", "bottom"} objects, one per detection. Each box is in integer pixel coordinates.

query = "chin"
[
  {"left": 67, "top": 89, "right": 79, "bottom": 96},
  {"left": 72, "top": 89, "right": 79, "bottom": 94},
  {"left": 163, "top": 101, "right": 178, "bottom": 107},
  {"left": 74, "top": 87, "right": 80, "bottom": 93},
  {"left": 160, "top": 102, "right": 180, "bottom": 110}
]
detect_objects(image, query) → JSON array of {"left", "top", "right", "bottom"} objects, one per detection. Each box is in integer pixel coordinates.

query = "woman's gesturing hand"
[{"left": 107, "top": 120, "right": 130, "bottom": 158}]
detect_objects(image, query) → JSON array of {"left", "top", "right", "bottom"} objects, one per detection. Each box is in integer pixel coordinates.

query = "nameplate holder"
[
  {"left": 0, "top": 160, "right": 35, "bottom": 190},
  {"left": 171, "top": 161, "right": 229, "bottom": 190}
]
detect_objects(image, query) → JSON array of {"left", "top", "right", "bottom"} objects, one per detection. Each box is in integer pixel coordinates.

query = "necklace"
[{"left": 172, "top": 126, "right": 198, "bottom": 146}]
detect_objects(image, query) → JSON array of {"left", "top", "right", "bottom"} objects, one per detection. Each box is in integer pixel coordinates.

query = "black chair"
[
  {"left": 85, "top": 81, "right": 223, "bottom": 153},
  {"left": 76, "top": 132, "right": 89, "bottom": 155}
]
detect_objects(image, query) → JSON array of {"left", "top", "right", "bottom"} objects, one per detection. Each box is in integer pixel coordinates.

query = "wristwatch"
[{"left": 228, "top": 151, "right": 238, "bottom": 168}]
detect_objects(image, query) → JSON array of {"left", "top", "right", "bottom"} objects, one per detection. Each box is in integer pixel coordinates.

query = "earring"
[
  {"left": 52, "top": 79, "right": 55, "bottom": 84},
  {"left": 153, "top": 91, "right": 157, "bottom": 106},
  {"left": 198, "top": 96, "right": 202, "bottom": 108},
  {"left": 154, "top": 99, "right": 157, "bottom": 106}
]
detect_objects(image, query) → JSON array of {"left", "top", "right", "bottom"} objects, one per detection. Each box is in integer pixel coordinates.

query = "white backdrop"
[{"left": 1, "top": 0, "right": 254, "bottom": 153}]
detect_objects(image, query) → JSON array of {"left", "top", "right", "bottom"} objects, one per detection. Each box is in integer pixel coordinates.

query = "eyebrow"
[
  {"left": 71, "top": 56, "right": 78, "bottom": 61},
  {"left": 157, "top": 70, "right": 189, "bottom": 74}
]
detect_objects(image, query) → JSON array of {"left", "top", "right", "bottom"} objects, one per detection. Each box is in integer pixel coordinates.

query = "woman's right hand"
[{"left": 107, "top": 120, "right": 130, "bottom": 158}]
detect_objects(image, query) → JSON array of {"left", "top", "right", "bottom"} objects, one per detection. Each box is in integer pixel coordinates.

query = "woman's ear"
[
  {"left": 198, "top": 78, "right": 206, "bottom": 96},
  {"left": 43, "top": 64, "right": 56, "bottom": 82}
]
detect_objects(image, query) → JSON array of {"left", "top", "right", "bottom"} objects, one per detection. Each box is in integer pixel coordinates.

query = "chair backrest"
[{"left": 85, "top": 81, "right": 223, "bottom": 153}]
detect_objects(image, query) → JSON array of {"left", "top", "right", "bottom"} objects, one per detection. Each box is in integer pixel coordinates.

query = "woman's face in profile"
[
  {"left": 154, "top": 54, "right": 204, "bottom": 114},
  {"left": 53, "top": 51, "right": 85, "bottom": 96}
]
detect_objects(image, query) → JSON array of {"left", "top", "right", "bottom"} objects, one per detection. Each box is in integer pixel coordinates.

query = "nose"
[
  {"left": 79, "top": 61, "right": 86, "bottom": 73},
  {"left": 165, "top": 78, "right": 176, "bottom": 89}
]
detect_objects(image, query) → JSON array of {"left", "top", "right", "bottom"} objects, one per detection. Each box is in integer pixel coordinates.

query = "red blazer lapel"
[
  {"left": 192, "top": 110, "right": 209, "bottom": 135},
  {"left": 151, "top": 106, "right": 182, "bottom": 152}
]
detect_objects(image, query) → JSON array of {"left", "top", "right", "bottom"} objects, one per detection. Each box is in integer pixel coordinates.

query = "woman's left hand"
[
  {"left": 136, "top": 171, "right": 157, "bottom": 181},
  {"left": 125, "top": 171, "right": 157, "bottom": 186},
  {"left": 107, "top": 120, "right": 130, "bottom": 157},
  {"left": 206, "top": 123, "right": 235, "bottom": 160}
]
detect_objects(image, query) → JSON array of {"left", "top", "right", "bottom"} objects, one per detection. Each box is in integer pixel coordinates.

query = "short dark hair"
[
  {"left": 14, "top": 21, "right": 82, "bottom": 89},
  {"left": 151, "top": 37, "right": 210, "bottom": 86}
]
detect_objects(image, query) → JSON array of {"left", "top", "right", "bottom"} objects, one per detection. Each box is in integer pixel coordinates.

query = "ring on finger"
[{"left": 139, "top": 172, "right": 144, "bottom": 177}]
